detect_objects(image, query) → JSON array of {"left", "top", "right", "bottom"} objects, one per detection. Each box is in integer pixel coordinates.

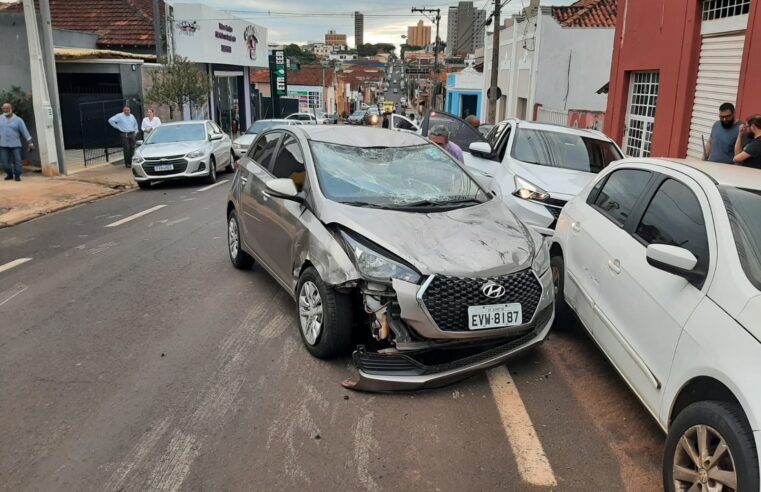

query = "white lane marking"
[
  {"left": 0, "top": 258, "right": 32, "bottom": 274},
  {"left": 0, "top": 284, "right": 28, "bottom": 307},
  {"left": 165, "top": 217, "right": 190, "bottom": 226},
  {"left": 105, "top": 205, "right": 166, "bottom": 228},
  {"left": 487, "top": 366, "right": 558, "bottom": 487},
  {"left": 354, "top": 412, "right": 380, "bottom": 492},
  {"left": 197, "top": 179, "right": 229, "bottom": 192}
]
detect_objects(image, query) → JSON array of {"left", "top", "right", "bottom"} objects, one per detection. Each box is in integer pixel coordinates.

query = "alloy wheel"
[
  {"left": 298, "top": 281, "right": 323, "bottom": 346},
  {"left": 673, "top": 424, "right": 738, "bottom": 491},
  {"left": 228, "top": 216, "right": 239, "bottom": 259}
]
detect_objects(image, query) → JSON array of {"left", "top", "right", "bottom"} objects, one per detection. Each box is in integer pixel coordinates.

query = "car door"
[
  {"left": 421, "top": 110, "right": 498, "bottom": 177},
  {"left": 390, "top": 114, "right": 419, "bottom": 133},
  {"left": 205, "top": 122, "right": 223, "bottom": 168},
  {"left": 238, "top": 131, "right": 282, "bottom": 258},
  {"left": 589, "top": 169, "right": 713, "bottom": 414},
  {"left": 211, "top": 122, "right": 230, "bottom": 165},
  {"left": 254, "top": 133, "right": 309, "bottom": 286}
]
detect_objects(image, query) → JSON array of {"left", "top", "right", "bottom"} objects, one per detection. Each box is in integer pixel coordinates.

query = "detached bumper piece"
[{"left": 343, "top": 304, "right": 553, "bottom": 392}]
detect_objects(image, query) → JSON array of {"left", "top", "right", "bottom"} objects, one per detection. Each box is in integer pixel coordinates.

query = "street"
[{"left": 1, "top": 178, "right": 663, "bottom": 491}]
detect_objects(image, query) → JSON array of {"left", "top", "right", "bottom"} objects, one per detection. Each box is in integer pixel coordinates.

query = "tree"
[
  {"left": 145, "top": 56, "right": 211, "bottom": 118},
  {"left": 375, "top": 43, "right": 396, "bottom": 54},
  {"left": 400, "top": 44, "right": 424, "bottom": 58},
  {"left": 284, "top": 43, "right": 316, "bottom": 63},
  {"left": 0, "top": 86, "right": 33, "bottom": 122}
]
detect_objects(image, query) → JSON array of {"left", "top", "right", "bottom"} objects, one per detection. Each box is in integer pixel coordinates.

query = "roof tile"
[{"left": 551, "top": 0, "right": 617, "bottom": 28}]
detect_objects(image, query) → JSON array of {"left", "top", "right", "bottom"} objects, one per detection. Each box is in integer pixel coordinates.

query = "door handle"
[
  {"left": 608, "top": 259, "right": 622, "bottom": 275},
  {"left": 572, "top": 222, "right": 581, "bottom": 232}
]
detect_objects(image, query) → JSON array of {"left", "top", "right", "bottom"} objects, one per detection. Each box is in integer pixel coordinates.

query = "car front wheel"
[
  {"left": 206, "top": 157, "right": 217, "bottom": 184},
  {"left": 225, "top": 150, "right": 235, "bottom": 173},
  {"left": 664, "top": 401, "right": 759, "bottom": 492},
  {"left": 296, "top": 267, "right": 353, "bottom": 359},
  {"left": 550, "top": 255, "right": 573, "bottom": 329},
  {"left": 227, "top": 210, "right": 254, "bottom": 269}
]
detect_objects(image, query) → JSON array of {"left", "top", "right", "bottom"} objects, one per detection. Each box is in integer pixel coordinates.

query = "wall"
[
  {"left": 52, "top": 29, "right": 98, "bottom": 49},
  {"left": 535, "top": 15, "right": 613, "bottom": 113},
  {"left": 0, "top": 13, "right": 33, "bottom": 91},
  {"left": 736, "top": 0, "right": 761, "bottom": 118}
]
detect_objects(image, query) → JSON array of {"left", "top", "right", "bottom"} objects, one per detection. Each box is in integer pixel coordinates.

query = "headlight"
[
  {"left": 186, "top": 149, "right": 206, "bottom": 159},
  {"left": 132, "top": 155, "right": 144, "bottom": 164},
  {"left": 531, "top": 240, "right": 550, "bottom": 277},
  {"left": 340, "top": 231, "right": 421, "bottom": 284},
  {"left": 513, "top": 176, "right": 550, "bottom": 202}
]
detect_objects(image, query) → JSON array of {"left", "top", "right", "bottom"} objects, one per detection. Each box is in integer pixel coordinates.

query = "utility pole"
[
  {"left": 411, "top": 7, "right": 441, "bottom": 110},
  {"left": 39, "top": 0, "right": 65, "bottom": 174},
  {"left": 152, "top": 0, "right": 163, "bottom": 61},
  {"left": 487, "top": 0, "right": 502, "bottom": 124}
]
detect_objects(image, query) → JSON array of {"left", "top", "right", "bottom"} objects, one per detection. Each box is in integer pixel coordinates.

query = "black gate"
[{"left": 79, "top": 99, "right": 142, "bottom": 166}]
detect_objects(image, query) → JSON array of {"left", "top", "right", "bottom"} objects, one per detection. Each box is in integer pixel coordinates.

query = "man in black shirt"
[{"left": 734, "top": 115, "right": 761, "bottom": 169}]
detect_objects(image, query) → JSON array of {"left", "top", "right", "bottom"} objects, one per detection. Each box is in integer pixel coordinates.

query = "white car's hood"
[
  {"left": 233, "top": 134, "right": 257, "bottom": 147},
  {"left": 138, "top": 141, "right": 206, "bottom": 159},
  {"left": 738, "top": 294, "right": 761, "bottom": 341}
]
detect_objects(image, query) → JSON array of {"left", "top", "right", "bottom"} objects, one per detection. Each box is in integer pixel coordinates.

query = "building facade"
[
  {"left": 445, "top": 68, "right": 484, "bottom": 119},
  {"left": 446, "top": 2, "right": 486, "bottom": 56},
  {"left": 605, "top": 0, "right": 760, "bottom": 159},
  {"left": 325, "top": 30, "right": 347, "bottom": 46},
  {"left": 354, "top": 12, "right": 364, "bottom": 47},
  {"left": 407, "top": 20, "right": 432, "bottom": 47}
]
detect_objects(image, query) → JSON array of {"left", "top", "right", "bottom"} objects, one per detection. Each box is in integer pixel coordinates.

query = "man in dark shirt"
[
  {"left": 734, "top": 115, "right": 761, "bottom": 170},
  {"left": 706, "top": 103, "right": 746, "bottom": 163}
]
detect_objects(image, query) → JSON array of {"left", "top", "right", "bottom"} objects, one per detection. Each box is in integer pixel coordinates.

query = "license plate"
[
  {"left": 154, "top": 164, "right": 174, "bottom": 171},
  {"left": 467, "top": 303, "right": 522, "bottom": 330}
]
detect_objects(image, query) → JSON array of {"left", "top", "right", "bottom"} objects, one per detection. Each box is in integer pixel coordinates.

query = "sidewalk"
[{"left": 0, "top": 163, "right": 136, "bottom": 228}]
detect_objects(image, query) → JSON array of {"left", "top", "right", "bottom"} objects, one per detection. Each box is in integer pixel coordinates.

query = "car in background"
[
  {"left": 552, "top": 158, "right": 761, "bottom": 491},
  {"left": 347, "top": 110, "right": 367, "bottom": 125},
  {"left": 232, "top": 119, "right": 301, "bottom": 158},
  {"left": 323, "top": 113, "right": 339, "bottom": 125},
  {"left": 132, "top": 120, "right": 233, "bottom": 189},
  {"left": 226, "top": 126, "right": 554, "bottom": 391},
  {"left": 284, "top": 112, "right": 318, "bottom": 125},
  {"left": 420, "top": 111, "right": 623, "bottom": 236}
]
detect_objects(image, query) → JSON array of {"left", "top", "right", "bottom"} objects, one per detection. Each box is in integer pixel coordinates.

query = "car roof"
[
  {"left": 292, "top": 125, "right": 428, "bottom": 148},
  {"left": 254, "top": 119, "right": 292, "bottom": 123},
  {"left": 625, "top": 157, "right": 761, "bottom": 190},
  {"left": 509, "top": 119, "right": 613, "bottom": 141}
]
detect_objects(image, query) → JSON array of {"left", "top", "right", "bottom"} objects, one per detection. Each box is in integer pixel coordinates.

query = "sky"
[{"left": 194, "top": 0, "right": 577, "bottom": 49}]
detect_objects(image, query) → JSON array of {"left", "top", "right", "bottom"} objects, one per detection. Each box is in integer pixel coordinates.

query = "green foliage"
[
  {"left": 145, "top": 56, "right": 212, "bottom": 115},
  {"left": 0, "top": 86, "right": 33, "bottom": 121},
  {"left": 357, "top": 43, "right": 397, "bottom": 57},
  {"left": 284, "top": 43, "right": 316, "bottom": 63},
  {"left": 400, "top": 44, "right": 424, "bottom": 58}
]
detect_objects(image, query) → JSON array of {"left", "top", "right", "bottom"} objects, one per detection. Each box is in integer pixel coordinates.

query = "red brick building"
[{"left": 604, "top": 0, "right": 761, "bottom": 158}]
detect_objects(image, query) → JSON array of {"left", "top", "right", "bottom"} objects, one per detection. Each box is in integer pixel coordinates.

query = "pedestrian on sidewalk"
[
  {"left": 429, "top": 125, "right": 464, "bottom": 163},
  {"left": 706, "top": 103, "right": 747, "bottom": 163},
  {"left": 108, "top": 105, "right": 138, "bottom": 168},
  {"left": 734, "top": 115, "right": 761, "bottom": 169},
  {"left": 1, "top": 102, "right": 34, "bottom": 182},
  {"left": 141, "top": 108, "right": 161, "bottom": 137}
]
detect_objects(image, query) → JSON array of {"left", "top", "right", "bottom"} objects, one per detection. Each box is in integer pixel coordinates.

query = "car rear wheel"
[
  {"left": 225, "top": 150, "right": 235, "bottom": 173},
  {"left": 664, "top": 401, "right": 759, "bottom": 492},
  {"left": 227, "top": 210, "right": 253, "bottom": 269},
  {"left": 550, "top": 255, "right": 573, "bottom": 329},
  {"left": 297, "top": 267, "right": 353, "bottom": 359},
  {"left": 205, "top": 157, "right": 217, "bottom": 184}
]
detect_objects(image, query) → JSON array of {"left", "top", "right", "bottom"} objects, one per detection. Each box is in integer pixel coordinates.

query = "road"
[{"left": 0, "top": 175, "right": 664, "bottom": 491}]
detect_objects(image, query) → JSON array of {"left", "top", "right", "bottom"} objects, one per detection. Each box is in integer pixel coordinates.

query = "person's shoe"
[
  {"left": 4, "top": 176, "right": 12, "bottom": 181},
  {"left": 14, "top": 176, "right": 20, "bottom": 181}
]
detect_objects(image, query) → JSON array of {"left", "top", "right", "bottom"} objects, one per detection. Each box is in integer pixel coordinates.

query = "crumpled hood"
[
  {"left": 323, "top": 198, "right": 536, "bottom": 277},
  {"left": 233, "top": 134, "right": 257, "bottom": 146},
  {"left": 138, "top": 141, "right": 206, "bottom": 158},
  {"left": 509, "top": 160, "right": 597, "bottom": 200},
  {"left": 738, "top": 295, "right": 761, "bottom": 342}
]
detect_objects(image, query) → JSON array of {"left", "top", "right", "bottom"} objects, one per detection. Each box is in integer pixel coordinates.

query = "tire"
[
  {"left": 664, "top": 401, "right": 759, "bottom": 492},
  {"left": 137, "top": 181, "right": 151, "bottom": 190},
  {"left": 205, "top": 157, "right": 217, "bottom": 184},
  {"left": 227, "top": 210, "right": 254, "bottom": 269},
  {"left": 296, "top": 267, "right": 353, "bottom": 359},
  {"left": 225, "top": 150, "right": 235, "bottom": 173},
  {"left": 550, "top": 255, "right": 573, "bottom": 329}
]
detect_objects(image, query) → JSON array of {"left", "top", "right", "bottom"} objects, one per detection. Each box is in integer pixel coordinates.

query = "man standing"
[
  {"left": 706, "top": 103, "right": 745, "bottom": 163},
  {"left": 465, "top": 115, "right": 481, "bottom": 129},
  {"left": 429, "top": 125, "right": 464, "bottom": 163},
  {"left": 0, "top": 102, "right": 34, "bottom": 181},
  {"left": 108, "top": 105, "right": 138, "bottom": 168},
  {"left": 734, "top": 115, "right": 761, "bottom": 170}
]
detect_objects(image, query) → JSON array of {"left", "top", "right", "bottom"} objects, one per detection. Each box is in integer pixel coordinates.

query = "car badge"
[
  {"left": 160, "top": 158, "right": 168, "bottom": 162},
  {"left": 481, "top": 282, "right": 506, "bottom": 299}
]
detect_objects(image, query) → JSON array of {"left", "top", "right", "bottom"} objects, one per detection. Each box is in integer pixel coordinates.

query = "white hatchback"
[{"left": 552, "top": 157, "right": 761, "bottom": 491}]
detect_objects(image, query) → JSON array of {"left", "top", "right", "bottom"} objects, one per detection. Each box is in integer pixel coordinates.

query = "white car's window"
[
  {"left": 145, "top": 124, "right": 206, "bottom": 144},
  {"left": 635, "top": 179, "right": 709, "bottom": 274},
  {"left": 721, "top": 186, "right": 761, "bottom": 291},
  {"left": 309, "top": 142, "right": 489, "bottom": 210},
  {"left": 592, "top": 169, "right": 652, "bottom": 226},
  {"left": 245, "top": 121, "right": 279, "bottom": 134},
  {"left": 248, "top": 132, "right": 281, "bottom": 169},
  {"left": 512, "top": 129, "right": 622, "bottom": 173}
]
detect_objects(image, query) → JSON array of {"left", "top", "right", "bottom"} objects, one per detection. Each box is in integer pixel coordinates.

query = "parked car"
[
  {"left": 323, "top": 113, "right": 339, "bottom": 125},
  {"left": 347, "top": 110, "right": 367, "bottom": 125},
  {"left": 284, "top": 112, "right": 318, "bottom": 125},
  {"left": 132, "top": 120, "right": 233, "bottom": 189},
  {"left": 232, "top": 119, "right": 300, "bottom": 158},
  {"left": 226, "top": 126, "right": 554, "bottom": 391},
  {"left": 420, "top": 111, "right": 624, "bottom": 235},
  {"left": 552, "top": 158, "right": 761, "bottom": 491}
]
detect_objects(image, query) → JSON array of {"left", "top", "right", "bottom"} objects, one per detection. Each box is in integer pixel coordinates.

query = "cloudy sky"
[{"left": 195, "top": 0, "right": 576, "bottom": 48}]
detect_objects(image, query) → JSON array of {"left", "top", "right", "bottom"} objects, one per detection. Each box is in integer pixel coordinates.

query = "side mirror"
[
  {"left": 646, "top": 244, "right": 701, "bottom": 281},
  {"left": 469, "top": 141, "right": 492, "bottom": 157},
  {"left": 265, "top": 178, "right": 302, "bottom": 202},
  {"left": 211, "top": 134, "right": 224, "bottom": 141},
  {"left": 136, "top": 140, "right": 144, "bottom": 146}
]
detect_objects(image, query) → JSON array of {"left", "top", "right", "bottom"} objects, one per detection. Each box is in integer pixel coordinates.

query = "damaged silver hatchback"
[{"left": 226, "top": 126, "right": 554, "bottom": 391}]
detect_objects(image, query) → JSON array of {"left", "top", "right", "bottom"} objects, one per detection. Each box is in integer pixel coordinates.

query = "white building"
[{"left": 328, "top": 53, "right": 358, "bottom": 62}]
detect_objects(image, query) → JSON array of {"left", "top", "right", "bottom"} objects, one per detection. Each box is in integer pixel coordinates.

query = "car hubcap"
[
  {"left": 228, "top": 217, "right": 239, "bottom": 258},
  {"left": 299, "top": 281, "right": 323, "bottom": 345},
  {"left": 673, "top": 424, "right": 738, "bottom": 491}
]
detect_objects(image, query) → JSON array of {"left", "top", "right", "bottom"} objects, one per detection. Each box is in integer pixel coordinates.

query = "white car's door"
[
  {"left": 587, "top": 168, "right": 713, "bottom": 414},
  {"left": 390, "top": 114, "right": 418, "bottom": 133}
]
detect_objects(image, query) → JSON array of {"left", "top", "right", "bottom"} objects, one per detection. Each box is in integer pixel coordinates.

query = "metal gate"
[
  {"left": 624, "top": 71, "right": 660, "bottom": 158},
  {"left": 79, "top": 99, "right": 141, "bottom": 166}
]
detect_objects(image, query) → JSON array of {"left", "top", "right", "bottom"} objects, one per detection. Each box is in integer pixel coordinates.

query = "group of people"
[
  {"left": 706, "top": 102, "right": 761, "bottom": 169},
  {"left": 107, "top": 106, "right": 162, "bottom": 168}
]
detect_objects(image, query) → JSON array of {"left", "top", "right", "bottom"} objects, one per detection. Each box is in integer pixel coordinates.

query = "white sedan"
[
  {"left": 232, "top": 119, "right": 301, "bottom": 158},
  {"left": 552, "top": 157, "right": 761, "bottom": 491}
]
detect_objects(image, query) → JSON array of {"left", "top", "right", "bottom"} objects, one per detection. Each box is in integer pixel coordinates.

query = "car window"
[
  {"left": 205, "top": 122, "right": 214, "bottom": 139},
  {"left": 248, "top": 132, "right": 281, "bottom": 169},
  {"left": 271, "top": 135, "right": 306, "bottom": 191},
  {"left": 486, "top": 122, "right": 511, "bottom": 160},
  {"left": 512, "top": 128, "right": 622, "bottom": 173},
  {"left": 424, "top": 111, "right": 484, "bottom": 153},
  {"left": 720, "top": 186, "right": 761, "bottom": 291},
  {"left": 635, "top": 179, "right": 709, "bottom": 274},
  {"left": 592, "top": 169, "right": 652, "bottom": 226}
]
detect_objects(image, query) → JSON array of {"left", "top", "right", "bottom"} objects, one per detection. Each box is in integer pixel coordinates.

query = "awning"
[{"left": 54, "top": 48, "right": 156, "bottom": 62}]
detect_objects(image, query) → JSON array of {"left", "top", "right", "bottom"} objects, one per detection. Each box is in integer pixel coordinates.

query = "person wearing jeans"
[
  {"left": 1, "top": 102, "right": 34, "bottom": 181},
  {"left": 108, "top": 105, "right": 138, "bottom": 168}
]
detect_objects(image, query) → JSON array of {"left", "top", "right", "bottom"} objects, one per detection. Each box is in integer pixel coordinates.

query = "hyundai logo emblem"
[{"left": 481, "top": 282, "right": 506, "bottom": 299}]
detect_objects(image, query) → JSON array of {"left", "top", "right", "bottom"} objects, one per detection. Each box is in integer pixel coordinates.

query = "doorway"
[
  {"left": 214, "top": 75, "right": 242, "bottom": 136},
  {"left": 460, "top": 94, "right": 478, "bottom": 119}
]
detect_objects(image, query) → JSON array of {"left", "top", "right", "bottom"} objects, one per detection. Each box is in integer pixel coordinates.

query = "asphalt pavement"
[{"left": 0, "top": 173, "right": 663, "bottom": 491}]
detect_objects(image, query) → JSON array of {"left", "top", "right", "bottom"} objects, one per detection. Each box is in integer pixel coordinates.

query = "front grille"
[
  {"left": 143, "top": 158, "right": 189, "bottom": 176},
  {"left": 421, "top": 269, "right": 543, "bottom": 332}
]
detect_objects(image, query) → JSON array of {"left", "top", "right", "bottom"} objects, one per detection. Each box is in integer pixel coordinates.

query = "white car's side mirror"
[
  {"left": 469, "top": 141, "right": 492, "bottom": 156},
  {"left": 646, "top": 244, "right": 703, "bottom": 284}
]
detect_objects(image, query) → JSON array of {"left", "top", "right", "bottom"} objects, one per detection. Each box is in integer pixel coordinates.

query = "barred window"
[{"left": 703, "top": 0, "right": 751, "bottom": 21}]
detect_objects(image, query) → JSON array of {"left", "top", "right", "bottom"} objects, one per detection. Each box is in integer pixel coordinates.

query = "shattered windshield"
[{"left": 309, "top": 142, "right": 488, "bottom": 209}]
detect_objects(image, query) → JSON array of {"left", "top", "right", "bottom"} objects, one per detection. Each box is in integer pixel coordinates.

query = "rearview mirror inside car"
[
  {"left": 646, "top": 244, "right": 702, "bottom": 283},
  {"left": 265, "top": 178, "right": 302, "bottom": 202},
  {"left": 469, "top": 141, "right": 493, "bottom": 157}
]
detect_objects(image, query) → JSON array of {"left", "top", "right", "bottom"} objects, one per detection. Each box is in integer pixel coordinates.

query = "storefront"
[{"left": 170, "top": 3, "right": 268, "bottom": 134}]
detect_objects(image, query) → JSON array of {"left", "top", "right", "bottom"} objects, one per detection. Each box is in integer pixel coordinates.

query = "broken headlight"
[{"left": 340, "top": 231, "right": 421, "bottom": 284}]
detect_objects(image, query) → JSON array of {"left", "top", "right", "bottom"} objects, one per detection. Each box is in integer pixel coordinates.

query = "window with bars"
[
  {"left": 625, "top": 71, "right": 660, "bottom": 158},
  {"left": 703, "top": 0, "right": 751, "bottom": 21}
]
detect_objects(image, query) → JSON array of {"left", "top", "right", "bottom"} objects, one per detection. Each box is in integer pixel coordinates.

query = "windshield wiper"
[
  {"left": 340, "top": 201, "right": 387, "bottom": 209},
  {"left": 389, "top": 198, "right": 484, "bottom": 209}
]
